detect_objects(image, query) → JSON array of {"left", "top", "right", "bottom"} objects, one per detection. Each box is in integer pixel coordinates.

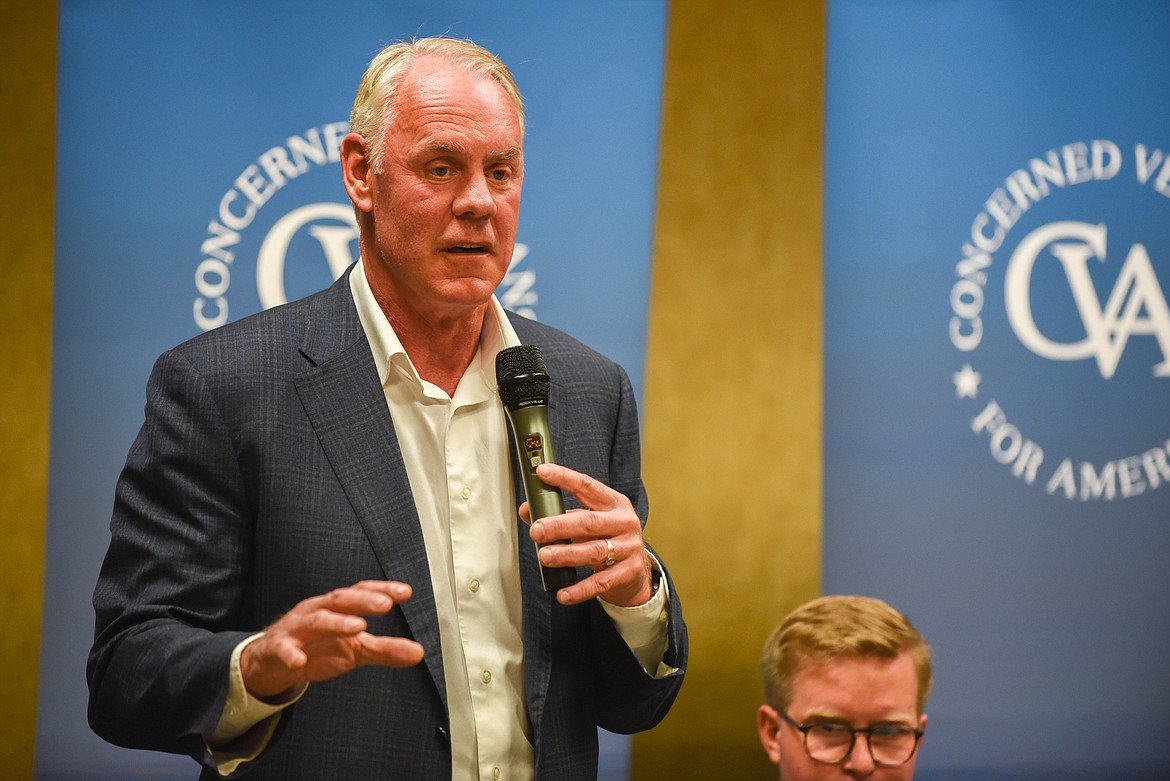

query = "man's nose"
[
  {"left": 841, "top": 735, "right": 876, "bottom": 776},
  {"left": 453, "top": 171, "right": 496, "bottom": 218}
]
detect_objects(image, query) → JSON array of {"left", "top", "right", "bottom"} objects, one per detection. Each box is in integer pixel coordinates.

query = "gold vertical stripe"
[
  {"left": 0, "top": 1, "right": 57, "bottom": 777},
  {"left": 634, "top": 1, "right": 825, "bottom": 777}
]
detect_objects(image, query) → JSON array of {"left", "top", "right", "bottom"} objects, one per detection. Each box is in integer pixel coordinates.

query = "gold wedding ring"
[{"left": 603, "top": 539, "right": 616, "bottom": 567}]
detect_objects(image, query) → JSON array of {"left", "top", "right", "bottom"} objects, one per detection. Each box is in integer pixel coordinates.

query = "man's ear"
[
  {"left": 340, "top": 132, "right": 374, "bottom": 214},
  {"left": 757, "top": 704, "right": 783, "bottom": 764}
]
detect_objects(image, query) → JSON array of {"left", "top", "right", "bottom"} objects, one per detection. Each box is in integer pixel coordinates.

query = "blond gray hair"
[{"left": 349, "top": 37, "right": 525, "bottom": 173}]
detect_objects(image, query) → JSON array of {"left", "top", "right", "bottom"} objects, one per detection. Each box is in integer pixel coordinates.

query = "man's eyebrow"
[
  {"left": 418, "top": 140, "right": 468, "bottom": 157},
  {"left": 801, "top": 710, "right": 915, "bottom": 726},
  {"left": 799, "top": 711, "right": 849, "bottom": 723},
  {"left": 491, "top": 146, "right": 522, "bottom": 161},
  {"left": 416, "top": 140, "right": 521, "bottom": 162}
]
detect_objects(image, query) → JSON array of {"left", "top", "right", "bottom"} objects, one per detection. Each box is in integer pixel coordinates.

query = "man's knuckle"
[{"left": 581, "top": 513, "right": 603, "bottom": 535}]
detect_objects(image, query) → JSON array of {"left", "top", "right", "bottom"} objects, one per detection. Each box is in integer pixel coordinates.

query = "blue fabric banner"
[
  {"left": 40, "top": 2, "right": 666, "bottom": 778},
  {"left": 825, "top": 1, "right": 1170, "bottom": 777}
]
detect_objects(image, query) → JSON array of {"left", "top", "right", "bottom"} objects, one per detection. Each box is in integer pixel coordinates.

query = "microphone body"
[{"left": 496, "top": 345, "right": 577, "bottom": 592}]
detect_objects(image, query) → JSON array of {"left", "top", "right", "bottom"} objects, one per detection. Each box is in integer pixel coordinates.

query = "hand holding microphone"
[
  {"left": 496, "top": 344, "right": 577, "bottom": 592},
  {"left": 496, "top": 345, "right": 654, "bottom": 606}
]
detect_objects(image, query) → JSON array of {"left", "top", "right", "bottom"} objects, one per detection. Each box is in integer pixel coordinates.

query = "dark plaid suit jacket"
[{"left": 87, "top": 267, "right": 687, "bottom": 779}]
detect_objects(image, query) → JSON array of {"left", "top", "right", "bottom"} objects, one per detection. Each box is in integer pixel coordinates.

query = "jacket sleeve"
[
  {"left": 87, "top": 347, "right": 254, "bottom": 763},
  {"left": 585, "top": 360, "right": 688, "bottom": 734}
]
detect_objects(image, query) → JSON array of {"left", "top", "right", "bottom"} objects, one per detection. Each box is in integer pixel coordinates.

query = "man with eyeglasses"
[{"left": 757, "top": 595, "right": 932, "bottom": 780}]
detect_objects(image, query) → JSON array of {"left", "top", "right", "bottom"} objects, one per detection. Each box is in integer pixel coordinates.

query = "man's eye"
[
  {"left": 431, "top": 166, "right": 452, "bottom": 177},
  {"left": 872, "top": 725, "right": 913, "bottom": 738},
  {"left": 489, "top": 168, "right": 510, "bottom": 181},
  {"left": 811, "top": 723, "right": 848, "bottom": 736}
]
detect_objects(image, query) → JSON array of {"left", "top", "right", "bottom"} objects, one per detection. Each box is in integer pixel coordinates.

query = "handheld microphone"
[{"left": 495, "top": 344, "right": 577, "bottom": 592}]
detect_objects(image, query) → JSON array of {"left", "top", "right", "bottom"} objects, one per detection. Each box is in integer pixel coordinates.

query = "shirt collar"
[{"left": 348, "top": 257, "right": 522, "bottom": 397}]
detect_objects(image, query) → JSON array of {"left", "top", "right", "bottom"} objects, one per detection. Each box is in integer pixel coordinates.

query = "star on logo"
[{"left": 952, "top": 363, "right": 982, "bottom": 398}]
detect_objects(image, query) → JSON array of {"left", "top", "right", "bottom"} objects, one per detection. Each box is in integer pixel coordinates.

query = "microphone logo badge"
[{"left": 524, "top": 433, "right": 546, "bottom": 468}]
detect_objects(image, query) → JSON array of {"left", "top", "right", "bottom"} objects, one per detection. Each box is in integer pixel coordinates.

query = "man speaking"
[{"left": 88, "top": 36, "right": 687, "bottom": 780}]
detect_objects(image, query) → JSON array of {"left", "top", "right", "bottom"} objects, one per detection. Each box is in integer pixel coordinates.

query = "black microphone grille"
[{"left": 496, "top": 344, "right": 551, "bottom": 409}]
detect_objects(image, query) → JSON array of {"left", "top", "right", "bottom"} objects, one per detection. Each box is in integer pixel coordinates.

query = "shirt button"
[
  {"left": 469, "top": 578, "right": 481, "bottom": 593},
  {"left": 460, "top": 486, "right": 472, "bottom": 500},
  {"left": 492, "top": 768, "right": 501, "bottom": 780},
  {"left": 481, "top": 669, "right": 492, "bottom": 684}
]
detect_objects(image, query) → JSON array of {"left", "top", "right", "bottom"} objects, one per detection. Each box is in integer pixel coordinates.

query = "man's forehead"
[
  {"left": 390, "top": 59, "right": 523, "bottom": 147},
  {"left": 794, "top": 651, "right": 913, "bottom": 680},
  {"left": 789, "top": 652, "right": 919, "bottom": 714},
  {"left": 398, "top": 55, "right": 515, "bottom": 111}
]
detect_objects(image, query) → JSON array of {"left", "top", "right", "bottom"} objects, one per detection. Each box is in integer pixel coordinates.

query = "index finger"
[
  {"left": 304, "top": 580, "right": 413, "bottom": 617},
  {"left": 533, "top": 463, "right": 618, "bottom": 509}
]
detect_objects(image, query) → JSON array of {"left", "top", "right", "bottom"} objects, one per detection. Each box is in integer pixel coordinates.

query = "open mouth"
[{"left": 445, "top": 244, "right": 489, "bottom": 254}]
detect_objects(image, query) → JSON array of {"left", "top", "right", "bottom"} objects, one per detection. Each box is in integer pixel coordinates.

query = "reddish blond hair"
[{"left": 760, "top": 595, "right": 932, "bottom": 715}]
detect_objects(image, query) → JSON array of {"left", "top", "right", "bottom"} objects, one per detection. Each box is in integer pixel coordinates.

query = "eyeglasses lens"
[{"left": 805, "top": 724, "right": 917, "bottom": 765}]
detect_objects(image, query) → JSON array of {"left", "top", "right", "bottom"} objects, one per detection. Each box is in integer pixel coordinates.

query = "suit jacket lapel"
[{"left": 291, "top": 271, "right": 448, "bottom": 709}]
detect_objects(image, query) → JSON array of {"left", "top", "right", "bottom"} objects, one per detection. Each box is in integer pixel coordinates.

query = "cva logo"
[
  {"left": 949, "top": 139, "right": 1170, "bottom": 501},
  {"left": 1005, "top": 221, "right": 1170, "bottom": 379}
]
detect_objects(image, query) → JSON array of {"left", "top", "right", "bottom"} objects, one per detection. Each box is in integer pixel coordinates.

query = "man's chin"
[{"left": 432, "top": 278, "right": 506, "bottom": 310}]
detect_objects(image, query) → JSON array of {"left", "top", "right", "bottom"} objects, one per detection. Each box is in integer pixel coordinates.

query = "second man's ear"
[{"left": 756, "top": 704, "right": 784, "bottom": 765}]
